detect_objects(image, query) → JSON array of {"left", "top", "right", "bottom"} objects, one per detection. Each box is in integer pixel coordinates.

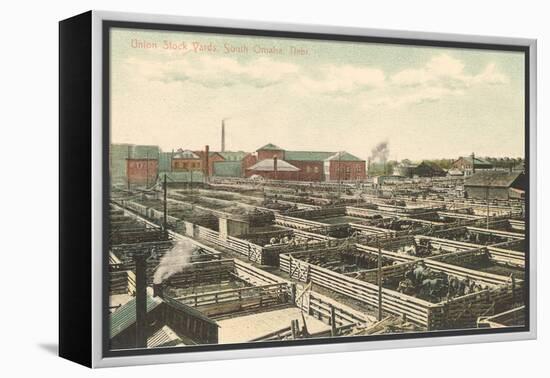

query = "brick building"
[
  {"left": 126, "top": 158, "right": 158, "bottom": 187},
  {"left": 171, "top": 149, "right": 202, "bottom": 172},
  {"left": 324, "top": 151, "right": 367, "bottom": 181},
  {"left": 248, "top": 143, "right": 366, "bottom": 182},
  {"left": 194, "top": 149, "right": 225, "bottom": 177},
  {"left": 452, "top": 156, "right": 494, "bottom": 176}
]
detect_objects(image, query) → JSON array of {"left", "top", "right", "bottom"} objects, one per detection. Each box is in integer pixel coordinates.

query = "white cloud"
[
  {"left": 124, "top": 55, "right": 300, "bottom": 89},
  {"left": 122, "top": 51, "right": 509, "bottom": 110},
  {"left": 383, "top": 54, "right": 509, "bottom": 106},
  {"left": 391, "top": 54, "right": 508, "bottom": 89},
  {"left": 296, "top": 64, "right": 385, "bottom": 94}
]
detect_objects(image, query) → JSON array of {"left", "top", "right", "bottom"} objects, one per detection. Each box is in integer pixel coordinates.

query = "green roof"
[
  {"left": 325, "top": 151, "right": 364, "bottom": 162},
  {"left": 284, "top": 150, "right": 364, "bottom": 162},
  {"left": 462, "top": 156, "right": 493, "bottom": 166},
  {"left": 257, "top": 143, "right": 282, "bottom": 151},
  {"left": 213, "top": 161, "right": 243, "bottom": 177},
  {"left": 110, "top": 295, "right": 163, "bottom": 338},
  {"left": 285, "top": 151, "right": 333, "bottom": 161},
  {"left": 218, "top": 151, "right": 248, "bottom": 161}
]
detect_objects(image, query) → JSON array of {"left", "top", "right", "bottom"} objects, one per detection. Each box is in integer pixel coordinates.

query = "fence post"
[{"left": 330, "top": 304, "right": 337, "bottom": 336}]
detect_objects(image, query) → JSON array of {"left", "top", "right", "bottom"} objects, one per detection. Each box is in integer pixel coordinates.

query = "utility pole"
[
  {"left": 377, "top": 240, "right": 383, "bottom": 321},
  {"left": 134, "top": 252, "right": 148, "bottom": 348},
  {"left": 486, "top": 185, "right": 490, "bottom": 229},
  {"left": 163, "top": 174, "right": 167, "bottom": 232}
]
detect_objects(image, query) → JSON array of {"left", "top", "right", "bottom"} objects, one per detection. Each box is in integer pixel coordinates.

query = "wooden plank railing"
[{"left": 280, "top": 253, "right": 433, "bottom": 327}]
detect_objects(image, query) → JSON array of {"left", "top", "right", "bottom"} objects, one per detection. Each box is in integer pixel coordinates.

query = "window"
[
  {"left": 306, "top": 166, "right": 311, "bottom": 173},
  {"left": 314, "top": 166, "right": 319, "bottom": 173}
]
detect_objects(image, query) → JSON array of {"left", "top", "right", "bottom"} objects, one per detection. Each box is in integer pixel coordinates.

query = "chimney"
[
  {"left": 204, "top": 145, "right": 210, "bottom": 179},
  {"left": 273, "top": 155, "right": 278, "bottom": 180},
  {"left": 153, "top": 283, "right": 165, "bottom": 299},
  {"left": 134, "top": 253, "right": 148, "bottom": 348},
  {"left": 221, "top": 119, "right": 225, "bottom": 152},
  {"left": 471, "top": 152, "right": 476, "bottom": 174}
]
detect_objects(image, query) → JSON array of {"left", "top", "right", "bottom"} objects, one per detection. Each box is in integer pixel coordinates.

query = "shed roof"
[
  {"left": 147, "top": 325, "right": 184, "bottom": 348},
  {"left": 464, "top": 171, "right": 523, "bottom": 188},
  {"left": 248, "top": 158, "right": 300, "bottom": 172},
  {"left": 110, "top": 295, "right": 163, "bottom": 338}
]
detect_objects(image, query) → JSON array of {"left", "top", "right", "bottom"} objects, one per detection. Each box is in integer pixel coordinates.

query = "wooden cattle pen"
[
  {"left": 159, "top": 259, "right": 293, "bottom": 319},
  {"left": 108, "top": 180, "right": 527, "bottom": 344},
  {"left": 280, "top": 244, "right": 523, "bottom": 330}
]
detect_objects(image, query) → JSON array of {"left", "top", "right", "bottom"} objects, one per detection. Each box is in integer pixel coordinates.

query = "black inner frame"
[{"left": 102, "top": 19, "right": 531, "bottom": 359}]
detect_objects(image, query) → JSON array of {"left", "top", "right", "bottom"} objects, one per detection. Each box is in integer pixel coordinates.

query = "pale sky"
[{"left": 109, "top": 28, "right": 525, "bottom": 161}]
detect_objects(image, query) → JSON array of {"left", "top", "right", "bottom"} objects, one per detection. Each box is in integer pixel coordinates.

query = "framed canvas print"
[{"left": 59, "top": 10, "right": 537, "bottom": 368}]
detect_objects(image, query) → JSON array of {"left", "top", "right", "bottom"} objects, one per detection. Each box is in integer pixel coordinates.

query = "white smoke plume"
[
  {"left": 371, "top": 141, "right": 390, "bottom": 163},
  {"left": 153, "top": 239, "right": 196, "bottom": 284}
]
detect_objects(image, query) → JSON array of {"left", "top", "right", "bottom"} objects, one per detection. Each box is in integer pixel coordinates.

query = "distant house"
[
  {"left": 413, "top": 161, "right": 446, "bottom": 177},
  {"left": 452, "top": 156, "right": 494, "bottom": 176},
  {"left": 394, "top": 161, "right": 446, "bottom": 178},
  {"left": 171, "top": 149, "right": 202, "bottom": 172},
  {"left": 464, "top": 171, "right": 526, "bottom": 200}
]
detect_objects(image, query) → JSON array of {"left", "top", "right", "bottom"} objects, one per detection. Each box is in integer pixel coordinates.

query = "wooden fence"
[
  {"left": 280, "top": 250, "right": 520, "bottom": 330},
  {"left": 280, "top": 252, "right": 433, "bottom": 327},
  {"left": 173, "top": 283, "right": 290, "bottom": 318},
  {"left": 165, "top": 259, "right": 235, "bottom": 287}
]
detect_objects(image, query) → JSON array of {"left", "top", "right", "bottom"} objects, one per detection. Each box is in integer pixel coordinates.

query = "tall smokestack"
[
  {"left": 273, "top": 155, "right": 278, "bottom": 180},
  {"left": 134, "top": 253, "right": 148, "bottom": 348},
  {"left": 471, "top": 152, "right": 476, "bottom": 174},
  {"left": 221, "top": 119, "right": 226, "bottom": 152}
]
